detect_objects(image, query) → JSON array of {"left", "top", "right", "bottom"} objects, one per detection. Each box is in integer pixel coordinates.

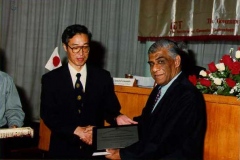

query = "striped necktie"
[
  {"left": 152, "top": 86, "right": 162, "bottom": 112},
  {"left": 75, "top": 73, "right": 84, "bottom": 113}
]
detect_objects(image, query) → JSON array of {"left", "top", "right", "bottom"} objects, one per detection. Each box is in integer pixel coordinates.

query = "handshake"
[
  {"left": 74, "top": 125, "right": 93, "bottom": 145},
  {"left": 73, "top": 114, "right": 138, "bottom": 145}
]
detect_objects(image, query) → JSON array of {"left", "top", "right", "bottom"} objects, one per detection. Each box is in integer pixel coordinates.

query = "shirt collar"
[
  {"left": 68, "top": 63, "right": 87, "bottom": 90},
  {"left": 68, "top": 63, "right": 87, "bottom": 76},
  {"left": 160, "top": 71, "right": 182, "bottom": 94}
]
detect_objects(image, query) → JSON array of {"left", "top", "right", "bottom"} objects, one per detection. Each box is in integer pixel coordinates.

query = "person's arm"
[
  {"left": 116, "top": 114, "right": 138, "bottom": 125},
  {"left": 5, "top": 76, "right": 25, "bottom": 128},
  {"left": 40, "top": 74, "right": 77, "bottom": 136},
  {"left": 102, "top": 73, "right": 138, "bottom": 126},
  {"left": 102, "top": 73, "right": 121, "bottom": 125}
]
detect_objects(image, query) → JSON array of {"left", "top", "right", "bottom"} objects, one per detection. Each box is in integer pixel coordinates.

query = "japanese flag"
[{"left": 45, "top": 47, "right": 62, "bottom": 71}]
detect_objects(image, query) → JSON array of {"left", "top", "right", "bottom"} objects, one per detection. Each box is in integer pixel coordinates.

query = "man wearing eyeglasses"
[{"left": 40, "top": 24, "right": 137, "bottom": 159}]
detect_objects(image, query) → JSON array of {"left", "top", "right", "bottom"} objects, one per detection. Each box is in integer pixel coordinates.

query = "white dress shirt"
[{"left": 68, "top": 63, "right": 87, "bottom": 92}]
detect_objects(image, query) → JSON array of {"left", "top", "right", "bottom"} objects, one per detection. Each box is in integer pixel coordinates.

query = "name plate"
[
  {"left": 113, "top": 78, "right": 135, "bottom": 86},
  {"left": 92, "top": 125, "right": 139, "bottom": 156}
]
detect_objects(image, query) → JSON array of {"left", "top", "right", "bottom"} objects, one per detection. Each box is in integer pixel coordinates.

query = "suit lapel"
[
  {"left": 150, "top": 73, "right": 184, "bottom": 116},
  {"left": 61, "top": 64, "right": 76, "bottom": 105},
  {"left": 141, "top": 85, "right": 160, "bottom": 116}
]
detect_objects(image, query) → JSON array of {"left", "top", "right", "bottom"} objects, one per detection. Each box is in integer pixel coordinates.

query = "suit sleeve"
[
  {"left": 5, "top": 76, "right": 25, "bottom": 127},
  {"left": 102, "top": 72, "right": 121, "bottom": 125},
  {"left": 40, "top": 74, "right": 78, "bottom": 136}
]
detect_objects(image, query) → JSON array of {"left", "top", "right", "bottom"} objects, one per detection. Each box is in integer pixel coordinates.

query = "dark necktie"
[
  {"left": 152, "top": 86, "right": 162, "bottom": 112},
  {"left": 75, "top": 73, "right": 84, "bottom": 113}
]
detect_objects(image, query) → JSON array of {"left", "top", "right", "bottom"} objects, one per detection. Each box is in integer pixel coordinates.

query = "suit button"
[
  {"left": 77, "top": 95, "right": 82, "bottom": 100},
  {"left": 78, "top": 109, "right": 81, "bottom": 114},
  {"left": 80, "top": 145, "right": 82, "bottom": 149}
]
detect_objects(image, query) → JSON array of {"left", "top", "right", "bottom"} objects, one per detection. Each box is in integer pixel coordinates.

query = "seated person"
[{"left": 0, "top": 71, "right": 25, "bottom": 158}]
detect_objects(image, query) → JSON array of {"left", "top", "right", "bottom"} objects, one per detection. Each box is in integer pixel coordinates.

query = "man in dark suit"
[
  {"left": 106, "top": 39, "right": 207, "bottom": 160},
  {"left": 40, "top": 24, "right": 136, "bottom": 159}
]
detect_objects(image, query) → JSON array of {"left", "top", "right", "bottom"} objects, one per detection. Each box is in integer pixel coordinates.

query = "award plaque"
[{"left": 93, "top": 125, "right": 139, "bottom": 151}]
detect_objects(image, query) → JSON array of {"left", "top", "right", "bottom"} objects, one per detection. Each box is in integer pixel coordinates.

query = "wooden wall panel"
[
  {"left": 114, "top": 86, "right": 152, "bottom": 119},
  {"left": 38, "top": 119, "right": 51, "bottom": 151},
  {"left": 203, "top": 94, "right": 240, "bottom": 160}
]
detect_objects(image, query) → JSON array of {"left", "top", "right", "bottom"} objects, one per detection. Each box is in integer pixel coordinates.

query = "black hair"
[{"left": 61, "top": 24, "right": 92, "bottom": 45}]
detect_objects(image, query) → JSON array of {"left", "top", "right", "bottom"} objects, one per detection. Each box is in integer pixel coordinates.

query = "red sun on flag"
[
  {"left": 53, "top": 56, "right": 60, "bottom": 67},
  {"left": 45, "top": 47, "right": 62, "bottom": 71}
]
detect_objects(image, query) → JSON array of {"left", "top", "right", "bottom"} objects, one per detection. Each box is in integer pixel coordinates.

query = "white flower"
[
  {"left": 235, "top": 50, "right": 240, "bottom": 59},
  {"left": 235, "top": 83, "right": 240, "bottom": 91},
  {"left": 233, "top": 85, "right": 238, "bottom": 90},
  {"left": 230, "top": 88, "right": 235, "bottom": 94},
  {"left": 213, "top": 78, "right": 222, "bottom": 85},
  {"left": 215, "top": 63, "right": 225, "bottom": 71},
  {"left": 209, "top": 73, "right": 213, "bottom": 79},
  {"left": 199, "top": 70, "right": 207, "bottom": 77}
]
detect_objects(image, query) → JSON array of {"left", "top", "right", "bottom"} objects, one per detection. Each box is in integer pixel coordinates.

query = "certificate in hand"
[{"left": 93, "top": 125, "right": 139, "bottom": 150}]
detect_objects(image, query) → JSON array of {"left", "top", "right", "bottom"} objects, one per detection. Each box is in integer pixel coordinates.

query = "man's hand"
[
  {"left": 74, "top": 125, "right": 93, "bottom": 145},
  {"left": 10, "top": 125, "right": 18, "bottom": 128},
  {"left": 116, "top": 114, "right": 138, "bottom": 125},
  {"left": 105, "top": 149, "right": 121, "bottom": 160}
]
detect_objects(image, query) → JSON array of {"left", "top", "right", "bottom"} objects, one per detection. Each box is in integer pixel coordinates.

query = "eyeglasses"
[{"left": 67, "top": 45, "right": 90, "bottom": 53}]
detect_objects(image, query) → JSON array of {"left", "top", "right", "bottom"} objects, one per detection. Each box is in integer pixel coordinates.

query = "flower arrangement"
[{"left": 188, "top": 48, "right": 240, "bottom": 99}]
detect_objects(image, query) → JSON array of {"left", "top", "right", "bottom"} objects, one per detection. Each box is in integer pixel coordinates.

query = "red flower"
[
  {"left": 225, "top": 78, "right": 236, "bottom": 88},
  {"left": 208, "top": 62, "right": 217, "bottom": 72},
  {"left": 220, "top": 54, "right": 233, "bottom": 68},
  {"left": 199, "top": 78, "right": 211, "bottom": 87},
  {"left": 228, "top": 61, "right": 240, "bottom": 75},
  {"left": 190, "top": 48, "right": 240, "bottom": 99},
  {"left": 188, "top": 75, "right": 197, "bottom": 86}
]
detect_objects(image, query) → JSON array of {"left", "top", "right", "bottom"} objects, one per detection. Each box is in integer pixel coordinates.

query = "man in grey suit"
[
  {"left": 40, "top": 24, "right": 136, "bottom": 159},
  {"left": 106, "top": 39, "right": 206, "bottom": 160}
]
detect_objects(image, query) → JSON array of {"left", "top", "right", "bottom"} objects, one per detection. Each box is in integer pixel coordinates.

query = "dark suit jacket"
[
  {"left": 120, "top": 73, "right": 206, "bottom": 160},
  {"left": 40, "top": 64, "right": 121, "bottom": 158}
]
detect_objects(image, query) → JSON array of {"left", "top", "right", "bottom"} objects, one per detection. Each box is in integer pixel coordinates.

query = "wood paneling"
[
  {"left": 203, "top": 94, "right": 240, "bottom": 160},
  {"left": 114, "top": 86, "right": 152, "bottom": 119},
  {"left": 38, "top": 119, "right": 50, "bottom": 151}
]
